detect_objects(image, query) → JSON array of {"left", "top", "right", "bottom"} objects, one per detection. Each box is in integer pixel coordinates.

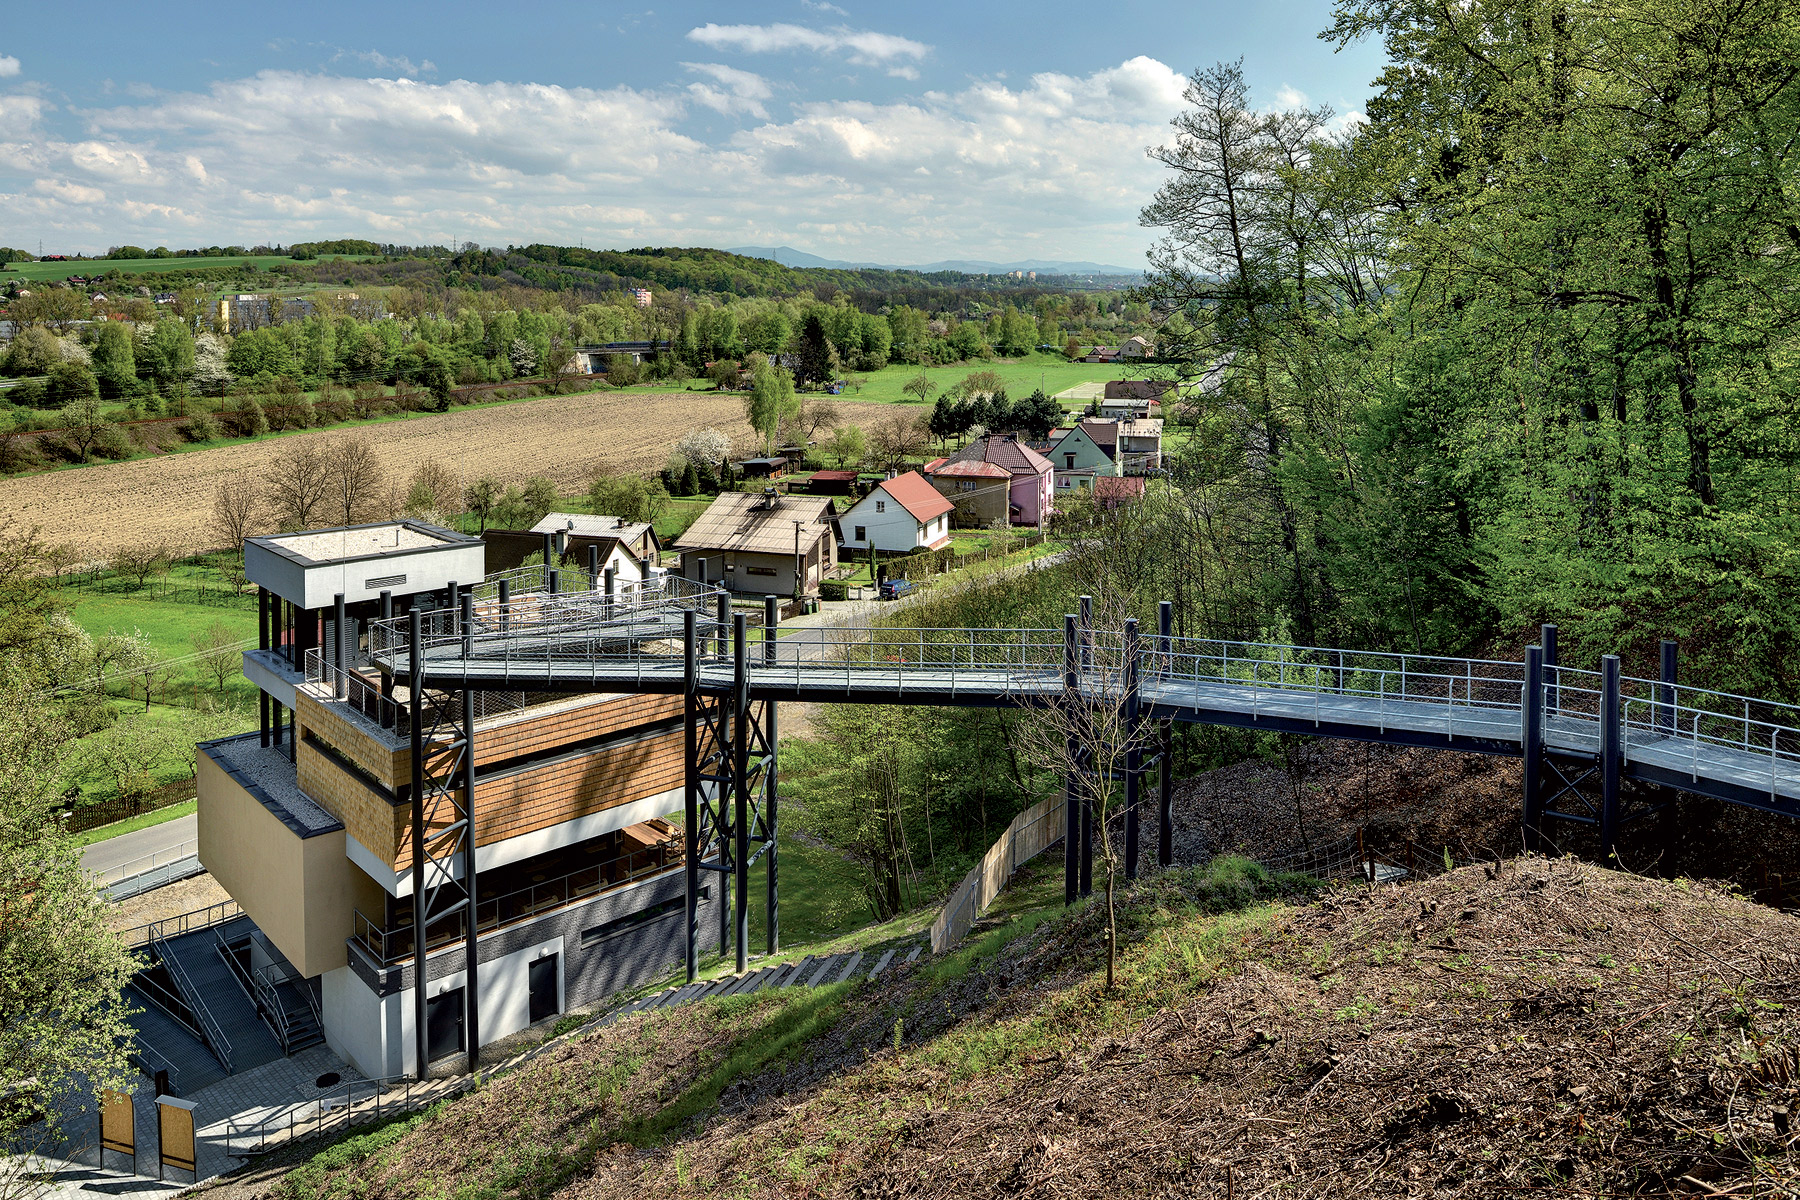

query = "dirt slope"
[{"left": 274, "top": 860, "right": 1800, "bottom": 1199}]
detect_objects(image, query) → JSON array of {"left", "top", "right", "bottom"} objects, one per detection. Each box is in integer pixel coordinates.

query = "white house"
[{"left": 838, "top": 470, "right": 955, "bottom": 554}]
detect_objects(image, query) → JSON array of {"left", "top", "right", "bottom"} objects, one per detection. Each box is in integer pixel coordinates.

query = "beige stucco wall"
[{"left": 197, "top": 751, "right": 385, "bottom": 977}]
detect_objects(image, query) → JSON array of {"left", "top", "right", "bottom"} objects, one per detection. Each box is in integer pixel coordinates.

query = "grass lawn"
[
  {"left": 839, "top": 353, "right": 1146, "bottom": 406},
  {"left": 72, "top": 798, "right": 196, "bottom": 847}
]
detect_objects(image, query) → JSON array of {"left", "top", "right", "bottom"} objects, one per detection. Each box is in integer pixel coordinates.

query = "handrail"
[
  {"left": 128, "top": 1033, "right": 180, "bottom": 1090},
  {"left": 119, "top": 898, "right": 242, "bottom": 949},
  {"left": 151, "top": 930, "right": 233, "bottom": 1073},
  {"left": 91, "top": 839, "right": 199, "bottom": 889},
  {"left": 131, "top": 970, "right": 205, "bottom": 1042},
  {"left": 215, "top": 928, "right": 292, "bottom": 1051}
]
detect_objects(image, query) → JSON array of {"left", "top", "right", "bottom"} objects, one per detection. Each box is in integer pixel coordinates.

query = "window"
[
  {"left": 1064, "top": 453, "right": 1076, "bottom": 469},
  {"left": 959, "top": 480, "right": 976, "bottom": 492},
  {"left": 746, "top": 565, "right": 778, "bottom": 576},
  {"left": 875, "top": 500, "right": 886, "bottom": 513},
  {"left": 854, "top": 525, "right": 866, "bottom": 542}
]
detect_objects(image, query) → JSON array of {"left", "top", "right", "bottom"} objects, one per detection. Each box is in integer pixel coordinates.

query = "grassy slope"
[
  {"left": 274, "top": 857, "right": 1800, "bottom": 1200},
  {"left": 844, "top": 354, "right": 1145, "bottom": 405}
]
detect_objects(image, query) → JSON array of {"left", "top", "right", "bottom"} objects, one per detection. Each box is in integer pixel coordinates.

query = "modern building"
[
  {"left": 193, "top": 519, "right": 714, "bottom": 1080},
  {"left": 572, "top": 341, "right": 671, "bottom": 372},
  {"left": 837, "top": 470, "right": 954, "bottom": 554},
  {"left": 673, "top": 491, "right": 838, "bottom": 596}
]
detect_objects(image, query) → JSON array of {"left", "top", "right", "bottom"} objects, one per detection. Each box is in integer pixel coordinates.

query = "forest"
[{"left": 1123, "top": 0, "right": 1800, "bottom": 703}]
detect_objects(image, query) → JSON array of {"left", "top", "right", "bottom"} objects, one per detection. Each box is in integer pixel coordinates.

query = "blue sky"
[{"left": 0, "top": 2, "right": 1386, "bottom": 265}]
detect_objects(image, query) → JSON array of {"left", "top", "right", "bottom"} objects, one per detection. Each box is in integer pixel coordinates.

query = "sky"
[{"left": 0, "top": 1, "right": 1387, "bottom": 268}]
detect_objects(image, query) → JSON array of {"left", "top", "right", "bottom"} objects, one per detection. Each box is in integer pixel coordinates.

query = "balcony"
[{"left": 349, "top": 820, "right": 683, "bottom": 966}]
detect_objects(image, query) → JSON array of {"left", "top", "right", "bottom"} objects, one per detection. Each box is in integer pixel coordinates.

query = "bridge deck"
[{"left": 362, "top": 587, "right": 1800, "bottom": 821}]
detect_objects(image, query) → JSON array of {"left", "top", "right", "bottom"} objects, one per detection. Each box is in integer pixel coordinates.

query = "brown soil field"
[{"left": 0, "top": 392, "right": 911, "bottom": 558}]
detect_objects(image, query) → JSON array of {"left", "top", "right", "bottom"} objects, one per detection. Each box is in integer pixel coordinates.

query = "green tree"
[
  {"left": 0, "top": 326, "right": 62, "bottom": 377},
  {"left": 791, "top": 312, "right": 837, "bottom": 388},
  {"left": 0, "top": 680, "right": 138, "bottom": 1178},
  {"left": 42, "top": 361, "right": 98, "bottom": 412},
  {"left": 744, "top": 355, "right": 797, "bottom": 454},
  {"left": 464, "top": 477, "right": 501, "bottom": 533},
  {"left": 901, "top": 370, "right": 936, "bottom": 406}
]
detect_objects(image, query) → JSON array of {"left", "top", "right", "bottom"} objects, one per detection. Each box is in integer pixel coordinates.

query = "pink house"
[{"left": 925, "top": 435, "right": 1056, "bottom": 528}]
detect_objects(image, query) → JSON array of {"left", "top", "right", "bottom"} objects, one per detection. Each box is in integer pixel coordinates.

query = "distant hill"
[{"left": 728, "top": 245, "right": 1143, "bottom": 277}]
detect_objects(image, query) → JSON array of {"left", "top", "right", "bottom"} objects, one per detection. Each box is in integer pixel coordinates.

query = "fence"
[
  {"left": 64, "top": 782, "right": 195, "bottom": 834},
  {"left": 89, "top": 838, "right": 198, "bottom": 890},
  {"left": 930, "top": 790, "right": 1067, "bottom": 953},
  {"left": 887, "top": 532, "right": 1053, "bottom": 582}
]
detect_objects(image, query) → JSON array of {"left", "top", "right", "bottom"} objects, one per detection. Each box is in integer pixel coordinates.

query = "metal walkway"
[{"left": 365, "top": 581, "right": 1800, "bottom": 826}]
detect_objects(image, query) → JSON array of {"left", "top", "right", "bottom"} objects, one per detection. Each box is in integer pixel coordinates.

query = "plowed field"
[{"left": 0, "top": 391, "right": 904, "bottom": 558}]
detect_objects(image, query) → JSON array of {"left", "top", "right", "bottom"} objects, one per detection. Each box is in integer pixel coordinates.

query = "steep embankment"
[{"left": 272, "top": 859, "right": 1800, "bottom": 1199}]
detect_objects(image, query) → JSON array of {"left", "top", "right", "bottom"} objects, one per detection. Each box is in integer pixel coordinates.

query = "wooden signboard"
[
  {"left": 155, "top": 1095, "right": 198, "bottom": 1180},
  {"left": 99, "top": 1090, "right": 135, "bottom": 1172}
]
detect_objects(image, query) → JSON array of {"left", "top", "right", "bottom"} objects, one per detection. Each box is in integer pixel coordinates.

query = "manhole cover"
[{"left": 315, "top": 1072, "right": 341, "bottom": 1088}]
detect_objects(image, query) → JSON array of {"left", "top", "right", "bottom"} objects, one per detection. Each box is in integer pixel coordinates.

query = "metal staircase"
[{"left": 216, "top": 928, "right": 326, "bottom": 1054}]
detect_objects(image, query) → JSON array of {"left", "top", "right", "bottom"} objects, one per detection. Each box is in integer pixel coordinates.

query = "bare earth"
[{"left": 0, "top": 391, "right": 905, "bottom": 558}]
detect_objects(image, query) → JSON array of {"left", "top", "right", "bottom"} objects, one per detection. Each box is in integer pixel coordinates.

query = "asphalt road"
[{"left": 81, "top": 812, "right": 198, "bottom": 880}]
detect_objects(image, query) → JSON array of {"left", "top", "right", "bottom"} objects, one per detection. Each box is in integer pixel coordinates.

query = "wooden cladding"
[
  {"left": 389, "top": 728, "right": 686, "bottom": 873},
  {"left": 472, "top": 693, "right": 682, "bottom": 768}
]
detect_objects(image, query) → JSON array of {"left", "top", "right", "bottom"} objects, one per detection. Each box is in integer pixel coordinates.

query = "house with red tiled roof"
[
  {"left": 838, "top": 470, "right": 955, "bottom": 553},
  {"left": 1093, "top": 475, "right": 1147, "bottom": 510},
  {"left": 925, "top": 435, "right": 1056, "bottom": 528}
]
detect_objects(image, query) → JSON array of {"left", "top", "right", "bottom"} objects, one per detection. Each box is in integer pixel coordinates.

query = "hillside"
[{"left": 261, "top": 858, "right": 1800, "bottom": 1199}]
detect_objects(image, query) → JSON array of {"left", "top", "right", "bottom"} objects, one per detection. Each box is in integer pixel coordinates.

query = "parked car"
[{"left": 879, "top": 578, "right": 913, "bottom": 600}]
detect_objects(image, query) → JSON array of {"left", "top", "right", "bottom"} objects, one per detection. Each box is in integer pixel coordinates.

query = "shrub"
[
  {"left": 178, "top": 413, "right": 223, "bottom": 443},
  {"left": 819, "top": 579, "right": 849, "bottom": 601},
  {"left": 92, "top": 423, "right": 136, "bottom": 460}
]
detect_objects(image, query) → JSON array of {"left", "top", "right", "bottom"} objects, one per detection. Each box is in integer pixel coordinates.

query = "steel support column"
[
  {"left": 1063, "top": 613, "right": 1079, "bottom": 906},
  {"left": 332, "top": 593, "right": 347, "bottom": 698},
  {"left": 733, "top": 613, "right": 750, "bottom": 975},
  {"left": 763, "top": 594, "right": 780, "bottom": 956},
  {"left": 1599, "top": 654, "right": 1622, "bottom": 860},
  {"left": 1521, "top": 645, "right": 1544, "bottom": 853},
  {"left": 405, "top": 600, "right": 477, "bottom": 1079},
  {"left": 1158, "top": 601, "right": 1174, "bottom": 868},
  {"left": 1123, "top": 617, "right": 1141, "bottom": 882},
  {"left": 683, "top": 610, "right": 701, "bottom": 982}
]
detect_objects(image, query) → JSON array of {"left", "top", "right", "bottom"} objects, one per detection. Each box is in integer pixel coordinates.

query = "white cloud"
[
  {"left": 686, "top": 22, "right": 929, "bottom": 69},
  {"left": 801, "top": 0, "right": 849, "bottom": 13},
  {"left": 683, "top": 62, "right": 773, "bottom": 119},
  {"left": 1273, "top": 84, "right": 1309, "bottom": 109},
  {"left": 0, "top": 55, "right": 20, "bottom": 78},
  {"left": 6, "top": 58, "right": 1182, "bottom": 264},
  {"left": 332, "top": 49, "right": 436, "bottom": 78}
]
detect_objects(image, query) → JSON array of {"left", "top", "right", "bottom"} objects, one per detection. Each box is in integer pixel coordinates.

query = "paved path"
[{"left": 83, "top": 814, "right": 197, "bottom": 881}]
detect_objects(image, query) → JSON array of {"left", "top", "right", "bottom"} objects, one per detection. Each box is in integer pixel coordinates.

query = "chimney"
[{"left": 616, "top": 516, "right": 624, "bottom": 529}]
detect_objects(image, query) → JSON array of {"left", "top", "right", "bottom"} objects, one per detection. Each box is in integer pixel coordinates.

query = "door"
[
  {"left": 426, "top": 988, "right": 465, "bottom": 1062},
  {"left": 529, "top": 954, "right": 560, "bottom": 1024}
]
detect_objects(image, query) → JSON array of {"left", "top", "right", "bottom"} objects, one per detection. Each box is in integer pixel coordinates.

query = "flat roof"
[
  {"left": 262, "top": 522, "right": 461, "bottom": 564},
  {"left": 203, "top": 732, "right": 344, "bottom": 839}
]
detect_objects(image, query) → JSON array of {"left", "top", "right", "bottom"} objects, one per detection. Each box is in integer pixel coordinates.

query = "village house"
[
  {"left": 1116, "top": 418, "right": 1165, "bottom": 474},
  {"left": 924, "top": 435, "right": 1055, "bottom": 529},
  {"left": 837, "top": 470, "right": 955, "bottom": 554},
  {"left": 1046, "top": 423, "right": 1116, "bottom": 499},
  {"left": 674, "top": 490, "right": 837, "bottom": 596},
  {"left": 1098, "top": 380, "right": 1171, "bottom": 420}
]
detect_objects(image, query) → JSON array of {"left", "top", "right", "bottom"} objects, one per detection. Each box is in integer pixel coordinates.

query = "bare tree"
[
  {"left": 322, "top": 435, "right": 385, "bottom": 526},
  {"left": 402, "top": 459, "right": 459, "bottom": 518},
  {"left": 191, "top": 618, "right": 241, "bottom": 693},
  {"left": 1017, "top": 588, "right": 1160, "bottom": 990},
  {"left": 110, "top": 542, "right": 172, "bottom": 590},
  {"left": 870, "top": 410, "right": 929, "bottom": 468},
  {"left": 209, "top": 476, "right": 262, "bottom": 553},
  {"left": 265, "top": 441, "right": 331, "bottom": 530}
]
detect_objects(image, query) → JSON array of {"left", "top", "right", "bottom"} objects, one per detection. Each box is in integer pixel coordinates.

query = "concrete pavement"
[{"left": 82, "top": 813, "right": 197, "bottom": 881}]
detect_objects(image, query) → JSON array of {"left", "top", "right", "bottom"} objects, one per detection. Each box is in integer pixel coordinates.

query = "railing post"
[
  {"left": 1600, "top": 654, "right": 1622, "bottom": 861},
  {"left": 460, "top": 591, "right": 474, "bottom": 662},
  {"left": 588, "top": 544, "right": 600, "bottom": 589},
  {"left": 715, "top": 592, "right": 730, "bottom": 661},
  {"left": 1521, "top": 645, "right": 1544, "bottom": 854},
  {"left": 541, "top": 532, "right": 555, "bottom": 571},
  {"left": 1063, "top": 613, "right": 1078, "bottom": 906},
  {"left": 1542, "top": 623, "right": 1558, "bottom": 715},
  {"left": 1659, "top": 639, "right": 1677, "bottom": 736},
  {"left": 733, "top": 613, "right": 750, "bottom": 975},
  {"left": 1124, "top": 618, "right": 1141, "bottom": 882},
  {"left": 496, "top": 579, "right": 510, "bottom": 636}
]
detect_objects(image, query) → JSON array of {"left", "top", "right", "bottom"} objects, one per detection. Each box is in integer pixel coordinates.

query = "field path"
[{"left": 0, "top": 391, "right": 907, "bottom": 558}]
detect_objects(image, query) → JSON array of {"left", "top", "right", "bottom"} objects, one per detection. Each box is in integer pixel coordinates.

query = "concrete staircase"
[{"left": 599, "top": 943, "right": 924, "bottom": 1026}]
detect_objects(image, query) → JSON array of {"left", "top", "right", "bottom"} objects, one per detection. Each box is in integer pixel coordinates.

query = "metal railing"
[
  {"left": 90, "top": 839, "right": 199, "bottom": 890},
  {"left": 363, "top": 575, "right": 1800, "bottom": 805},
  {"left": 304, "top": 647, "right": 409, "bottom": 734},
  {"left": 128, "top": 1033, "right": 180, "bottom": 1090},
  {"left": 149, "top": 930, "right": 233, "bottom": 1074},
  {"left": 350, "top": 839, "right": 684, "bottom": 966},
  {"left": 130, "top": 970, "right": 205, "bottom": 1043},
  {"left": 119, "top": 899, "right": 242, "bottom": 950},
  {"left": 222, "top": 1072, "right": 421, "bottom": 1155}
]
